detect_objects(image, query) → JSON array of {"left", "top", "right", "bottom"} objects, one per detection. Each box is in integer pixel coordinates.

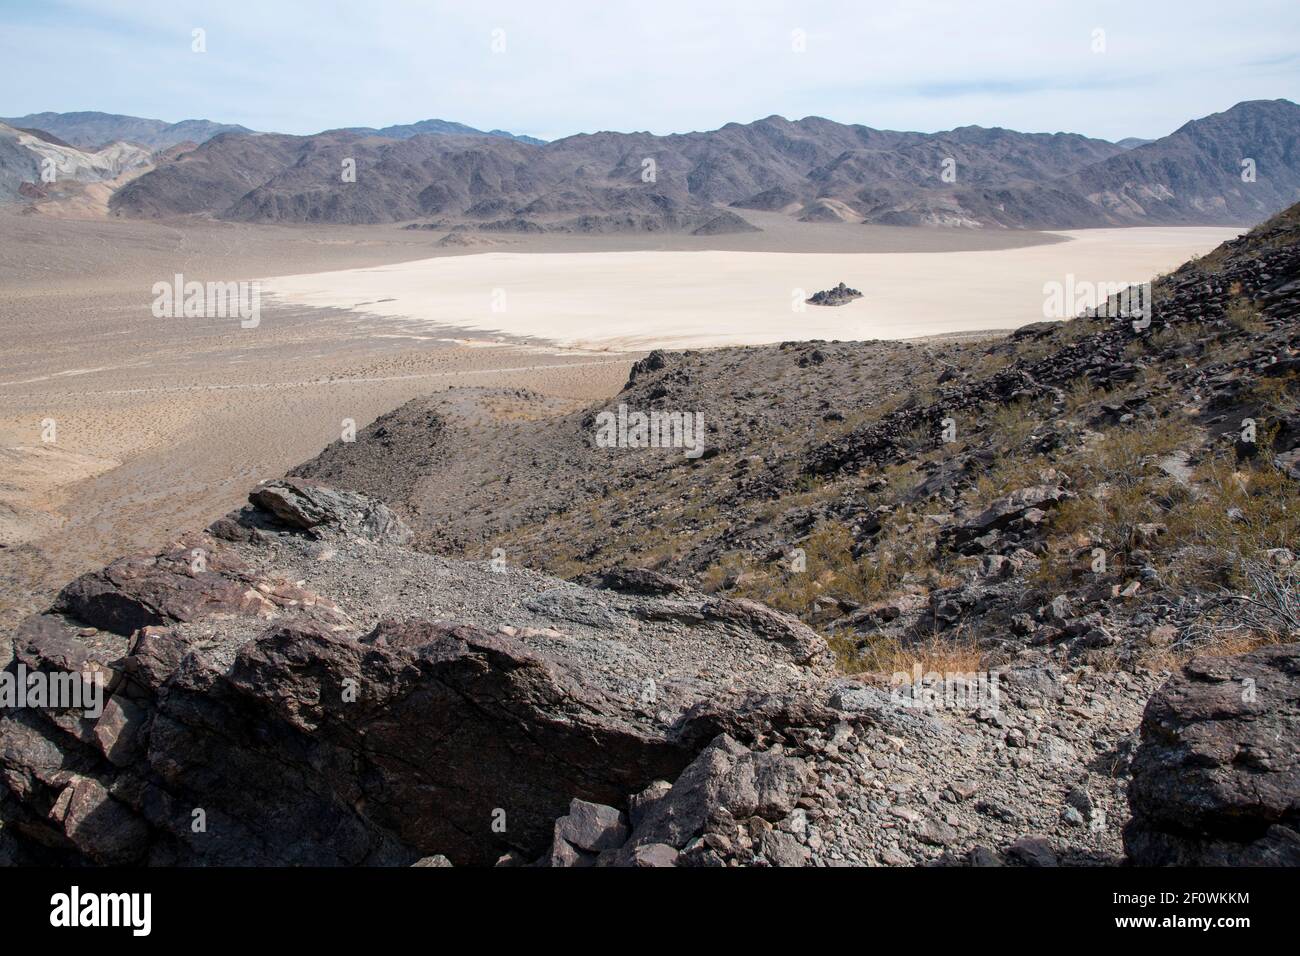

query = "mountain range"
[
  {"left": 329, "top": 118, "right": 546, "bottom": 145},
  {"left": 0, "top": 111, "right": 545, "bottom": 151},
  {"left": 4, "top": 100, "right": 1299, "bottom": 232}
]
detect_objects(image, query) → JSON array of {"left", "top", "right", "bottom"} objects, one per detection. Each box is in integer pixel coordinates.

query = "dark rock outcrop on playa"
[
  {"left": 806, "top": 282, "right": 863, "bottom": 307},
  {"left": 1124, "top": 643, "right": 1300, "bottom": 865}
]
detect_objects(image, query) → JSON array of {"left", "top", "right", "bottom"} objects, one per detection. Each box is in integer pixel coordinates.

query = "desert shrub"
[
  {"left": 986, "top": 398, "right": 1043, "bottom": 451},
  {"left": 1063, "top": 379, "right": 1104, "bottom": 415},
  {"left": 965, "top": 453, "right": 1054, "bottom": 512},
  {"left": 1240, "top": 370, "right": 1298, "bottom": 425},
  {"left": 1225, "top": 296, "right": 1266, "bottom": 333},
  {"left": 722, "top": 514, "right": 939, "bottom": 621},
  {"left": 1164, "top": 453, "right": 1298, "bottom": 573}
]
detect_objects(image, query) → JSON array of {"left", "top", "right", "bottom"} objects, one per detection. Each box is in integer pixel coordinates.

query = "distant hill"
[
  {"left": 0, "top": 121, "right": 153, "bottom": 204},
  {"left": 951, "top": 99, "right": 1300, "bottom": 228},
  {"left": 0, "top": 111, "right": 253, "bottom": 150},
  {"left": 332, "top": 118, "right": 546, "bottom": 145}
]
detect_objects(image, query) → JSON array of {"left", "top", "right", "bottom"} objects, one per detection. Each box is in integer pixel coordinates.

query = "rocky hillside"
[
  {"left": 8, "top": 476, "right": 1292, "bottom": 868},
  {"left": 105, "top": 100, "right": 1300, "bottom": 230},
  {"left": 2, "top": 206, "right": 1297, "bottom": 867},
  {"left": 297, "top": 202, "right": 1299, "bottom": 675},
  {"left": 974, "top": 99, "right": 1300, "bottom": 228}
]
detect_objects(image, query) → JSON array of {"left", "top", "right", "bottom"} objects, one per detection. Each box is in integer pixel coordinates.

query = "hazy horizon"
[{"left": 3, "top": 0, "right": 1299, "bottom": 143}]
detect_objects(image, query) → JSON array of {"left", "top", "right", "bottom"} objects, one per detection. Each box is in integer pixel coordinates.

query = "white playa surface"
[{"left": 263, "top": 227, "right": 1243, "bottom": 350}]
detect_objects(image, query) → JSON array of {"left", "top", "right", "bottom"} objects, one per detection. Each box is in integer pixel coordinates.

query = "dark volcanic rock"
[
  {"left": 579, "top": 567, "right": 692, "bottom": 597},
  {"left": 1125, "top": 643, "right": 1300, "bottom": 865},
  {"left": 806, "top": 282, "right": 863, "bottom": 307},
  {"left": 945, "top": 485, "right": 1073, "bottom": 550},
  {"left": 702, "top": 597, "right": 830, "bottom": 666},
  {"left": 3, "top": 482, "right": 840, "bottom": 867},
  {"left": 54, "top": 534, "right": 285, "bottom": 636},
  {"left": 246, "top": 478, "right": 412, "bottom": 543}
]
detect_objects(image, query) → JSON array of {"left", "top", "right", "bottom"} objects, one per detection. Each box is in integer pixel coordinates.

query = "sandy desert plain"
[{"left": 0, "top": 207, "right": 1240, "bottom": 627}]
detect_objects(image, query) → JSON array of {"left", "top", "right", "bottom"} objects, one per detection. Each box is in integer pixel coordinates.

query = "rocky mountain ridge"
[{"left": 104, "top": 99, "right": 1300, "bottom": 231}]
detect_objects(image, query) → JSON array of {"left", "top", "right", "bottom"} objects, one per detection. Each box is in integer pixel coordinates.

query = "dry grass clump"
[
  {"left": 1225, "top": 296, "right": 1267, "bottom": 333},
  {"left": 965, "top": 453, "right": 1055, "bottom": 513},
  {"left": 986, "top": 397, "right": 1046, "bottom": 451},
  {"left": 1039, "top": 431, "right": 1298, "bottom": 650},
  {"left": 836, "top": 631, "right": 983, "bottom": 677},
  {"left": 1240, "top": 368, "right": 1298, "bottom": 424},
  {"left": 706, "top": 511, "right": 941, "bottom": 620}
]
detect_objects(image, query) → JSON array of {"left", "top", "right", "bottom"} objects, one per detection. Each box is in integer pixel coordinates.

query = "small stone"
[
  {"left": 1065, "top": 786, "right": 1094, "bottom": 816},
  {"left": 630, "top": 843, "right": 679, "bottom": 867},
  {"left": 628, "top": 780, "right": 672, "bottom": 830},
  {"left": 968, "top": 845, "right": 1003, "bottom": 867},
  {"left": 1006, "top": 836, "right": 1058, "bottom": 867},
  {"left": 916, "top": 818, "right": 958, "bottom": 846},
  {"left": 761, "top": 829, "right": 812, "bottom": 867},
  {"left": 889, "top": 806, "right": 922, "bottom": 824},
  {"left": 543, "top": 837, "right": 593, "bottom": 867},
  {"left": 554, "top": 799, "right": 628, "bottom": 852},
  {"left": 949, "top": 779, "right": 980, "bottom": 801}
]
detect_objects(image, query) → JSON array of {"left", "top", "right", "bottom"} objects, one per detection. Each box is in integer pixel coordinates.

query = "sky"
[{"left": 2, "top": 0, "right": 1299, "bottom": 142}]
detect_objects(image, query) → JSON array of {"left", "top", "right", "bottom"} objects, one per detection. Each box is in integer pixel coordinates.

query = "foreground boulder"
[
  {"left": 53, "top": 531, "right": 351, "bottom": 637},
  {"left": 1, "top": 482, "right": 839, "bottom": 866},
  {"left": 1124, "top": 643, "right": 1300, "bottom": 865}
]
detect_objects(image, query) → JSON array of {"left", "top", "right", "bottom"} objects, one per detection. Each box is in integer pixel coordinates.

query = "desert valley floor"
[{"left": 0, "top": 210, "right": 1240, "bottom": 627}]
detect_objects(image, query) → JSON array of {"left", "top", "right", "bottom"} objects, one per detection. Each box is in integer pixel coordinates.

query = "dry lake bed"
[{"left": 262, "top": 227, "right": 1241, "bottom": 350}]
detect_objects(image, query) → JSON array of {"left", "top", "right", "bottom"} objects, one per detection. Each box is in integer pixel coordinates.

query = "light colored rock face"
[{"left": 0, "top": 122, "right": 153, "bottom": 202}]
